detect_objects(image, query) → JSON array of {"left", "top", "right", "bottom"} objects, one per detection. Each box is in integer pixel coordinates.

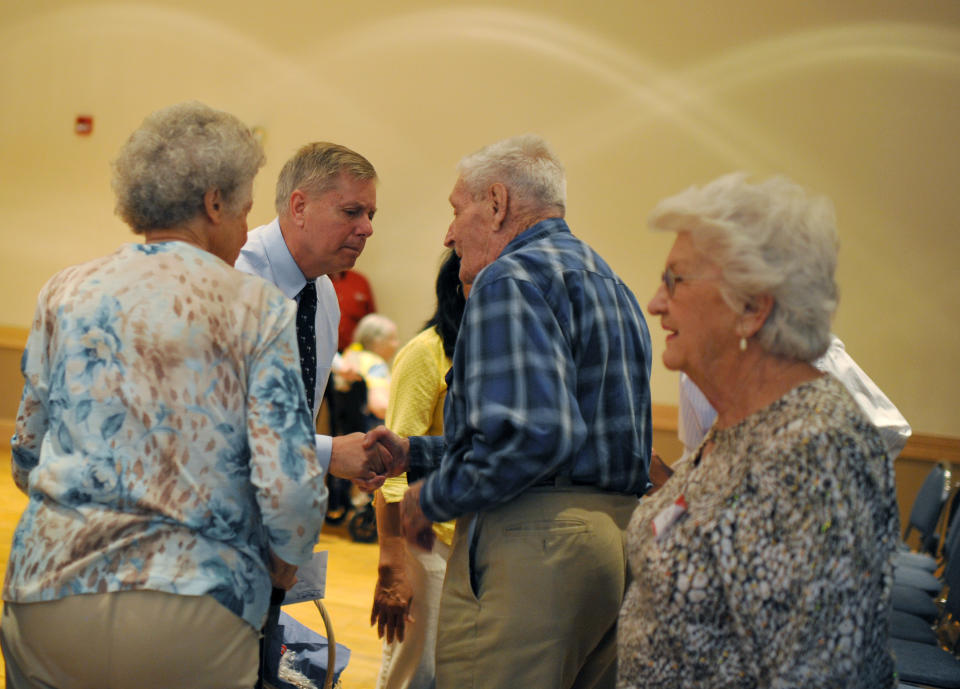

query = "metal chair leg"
[{"left": 313, "top": 599, "right": 336, "bottom": 689}]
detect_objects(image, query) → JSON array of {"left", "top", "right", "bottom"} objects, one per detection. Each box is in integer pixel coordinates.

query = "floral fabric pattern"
[
  {"left": 5, "top": 242, "right": 326, "bottom": 630},
  {"left": 618, "top": 375, "right": 898, "bottom": 688}
]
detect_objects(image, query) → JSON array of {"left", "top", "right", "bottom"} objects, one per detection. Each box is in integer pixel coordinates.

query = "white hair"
[
  {"left": 457, "top": 134, "right": 566, "bottom": 215},
  {"left": 650, "top": 172, "right": 839, "bottom": 362},
  {"left": 352, "top": 313, "right": 396, "bottom": 351}
]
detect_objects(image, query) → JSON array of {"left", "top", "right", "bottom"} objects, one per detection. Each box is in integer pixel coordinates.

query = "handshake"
[
  {"left": 328, "top": 426, "right": 411, "bottom": 492},
  {"left": 271, "top": 427, "right": 418, "bottom": 591},
  {"left": 329, "top": 427, "right": 437, "bottom": 552}
]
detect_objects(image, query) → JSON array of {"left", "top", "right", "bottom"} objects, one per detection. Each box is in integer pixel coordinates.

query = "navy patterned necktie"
[{"left": 296, "top": 280, "right": 317, "bottom": 412}]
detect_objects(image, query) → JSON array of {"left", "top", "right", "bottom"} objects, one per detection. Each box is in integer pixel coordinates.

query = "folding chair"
[
  {"left": 899, "top": 474, "right": 959, "bottom": 573},
  {"left": 900, "top": 463, "right": 952, "bottom": 558},
  {"left": 892, "top": 529, "right": 960, "bottom": 688},
  {"left": 265, "top": 551, "right": 351, "bottom": 689},
  {"left": 896, "top": 492, "right": 960, "bottom": 594},
  {"left": 893, "top": 480, "right": 960, "bottom": 622}
]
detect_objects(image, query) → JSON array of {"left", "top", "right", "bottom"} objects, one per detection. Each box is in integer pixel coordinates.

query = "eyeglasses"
[{"left": 660, "top": 267, "right": 715, "bottom": 297}]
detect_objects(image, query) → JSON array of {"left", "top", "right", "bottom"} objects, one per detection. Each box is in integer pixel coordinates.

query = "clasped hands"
[
  {"left": 331, "top": 427, "right": 436, "bottom": 552},
  {"left": 328, "top": 430, "right": 404, "bottom": 491}
]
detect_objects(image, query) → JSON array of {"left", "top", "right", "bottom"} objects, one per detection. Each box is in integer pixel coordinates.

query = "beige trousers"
[
  {"left": 436, "top": 486, "right": 639, "bottom": 689},
  {"left": 1, "top": 590, "right": 258, "bottom": 689}
]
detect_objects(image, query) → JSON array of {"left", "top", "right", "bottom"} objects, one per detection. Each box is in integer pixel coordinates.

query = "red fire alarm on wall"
[{"left": 75, "top": 115, "right": 94, "bottom": 136}]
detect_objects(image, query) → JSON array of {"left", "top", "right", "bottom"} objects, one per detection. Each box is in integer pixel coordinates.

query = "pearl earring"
[{"left": 739, "top": 337, "right": 747, "bottom": 352}]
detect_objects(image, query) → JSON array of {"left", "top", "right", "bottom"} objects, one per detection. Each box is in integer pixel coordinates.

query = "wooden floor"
[{"left": 0, "top": 450, "right": 384, "bottom": 689}]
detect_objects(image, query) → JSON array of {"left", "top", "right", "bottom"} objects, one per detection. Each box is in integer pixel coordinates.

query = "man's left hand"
[{"left": 400, "top": 481, "right": 435, "bottom": 552}]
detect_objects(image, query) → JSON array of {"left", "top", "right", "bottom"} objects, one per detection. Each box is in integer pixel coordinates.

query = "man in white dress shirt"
[
  {"left": 675, "top": 334, "right": 911, "bottom": 464},
  {"left": 235, "top": 142, "right": 386, "bottom": 688},
  {"left": 236, "top": 141, "right": 383, "bottom": 487}
]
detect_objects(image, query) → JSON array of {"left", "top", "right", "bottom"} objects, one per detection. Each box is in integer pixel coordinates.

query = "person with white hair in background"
[
  {"left": 339, "top": 313, "right": 400, "bottom": 427},
  {"left": 618, "top": 173, "right": 898, "bottom": 688}
]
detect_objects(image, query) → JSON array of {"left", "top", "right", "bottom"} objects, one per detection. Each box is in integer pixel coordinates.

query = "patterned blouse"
[
  {"left": 618, "top": 375, "right": 898, "bottom": 688},
  {"left": 4, "top": 242, "right": 326, "bottom": 630}
]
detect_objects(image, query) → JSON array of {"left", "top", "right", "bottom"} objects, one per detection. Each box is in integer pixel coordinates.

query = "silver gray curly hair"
[{"left": 112, "top": 101, "right": 265, "bottom": 232}]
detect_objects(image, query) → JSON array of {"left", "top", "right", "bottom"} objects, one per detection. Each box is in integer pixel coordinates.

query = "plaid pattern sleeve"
[{"left": 419, "top": 219, "right": 652, "bottom": 523}]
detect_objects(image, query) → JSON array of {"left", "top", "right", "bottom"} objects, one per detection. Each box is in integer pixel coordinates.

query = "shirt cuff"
[
  {"left": 314, "top": 433, "right": 332, "bottom": 475},
  {"left": 408, "top": 435, "right": 444, "bottom": 481}
]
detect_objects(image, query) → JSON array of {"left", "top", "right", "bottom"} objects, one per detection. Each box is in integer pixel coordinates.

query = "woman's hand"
[
  {"left": 268, "top": 550, "right": 298, "bottom": 590},
  {"left": 370, "top": 562, "right": 415, "bottom": 643}
]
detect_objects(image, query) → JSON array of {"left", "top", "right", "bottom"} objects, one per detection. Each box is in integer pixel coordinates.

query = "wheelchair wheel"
[
  {"left": 324, "top": 505, "right": 349, "bottom": 526},
  {"left": 348, "top": 505, "right": 377, "bottom": 543}
]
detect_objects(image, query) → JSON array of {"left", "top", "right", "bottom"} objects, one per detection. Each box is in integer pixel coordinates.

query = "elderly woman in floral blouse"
[
  {"left": 1, "top": 102, "right": 327, "bottom": 689},
  {"left": 618, "top": 173, "right": 898, "bottom": 688}
]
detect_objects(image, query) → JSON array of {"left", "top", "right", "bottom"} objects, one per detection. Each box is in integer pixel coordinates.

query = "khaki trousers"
[
  {"left": 1, "top": 590, "right": 258, "bottom": 689},
  {"left": 436, "top": 487, "right": 639, "bottom": 689}
]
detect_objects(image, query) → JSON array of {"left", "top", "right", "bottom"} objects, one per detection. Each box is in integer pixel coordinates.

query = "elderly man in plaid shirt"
[{"left": 367, "top": 134, "right": 652, "bottom": 689}]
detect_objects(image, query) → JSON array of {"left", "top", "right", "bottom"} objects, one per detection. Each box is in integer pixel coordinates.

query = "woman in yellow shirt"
[{"left": 371, "top": 251, "right": 466, "bottom": 689}]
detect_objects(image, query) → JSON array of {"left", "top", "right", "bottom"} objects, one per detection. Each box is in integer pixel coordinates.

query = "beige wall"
[{"left": 1, "top": 1, "right": 958, "bottom": 436}]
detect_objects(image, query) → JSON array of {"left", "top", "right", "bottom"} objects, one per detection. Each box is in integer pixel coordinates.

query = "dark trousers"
[{"left": 256, "top": 587, "right": 286, "bottom": 688}]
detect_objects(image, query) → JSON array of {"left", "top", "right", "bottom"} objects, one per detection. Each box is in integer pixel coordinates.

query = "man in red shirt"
[{"left": 331, "top": 269, "right": 376, "bottom": 352}]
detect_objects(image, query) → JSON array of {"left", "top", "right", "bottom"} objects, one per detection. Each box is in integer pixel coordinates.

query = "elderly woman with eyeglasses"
[{"left": 617, "top": 173, "right": 898, "bottom": 688}]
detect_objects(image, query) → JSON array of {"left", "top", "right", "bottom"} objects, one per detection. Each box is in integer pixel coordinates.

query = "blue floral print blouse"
[{"left": 4, "top": 242, "right": 326, "bottom": 630}]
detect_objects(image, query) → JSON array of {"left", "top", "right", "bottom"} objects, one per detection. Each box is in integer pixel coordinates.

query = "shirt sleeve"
[
  {"left": 314, "top": 434, "right": 332, "bottom": 478},
  {"left": 246, "top": 302, "right": 327, "bottom": 566},
  {"left": 420, "top": 276, "right": 586, "bottom": 523},
  {"left": 359, "top": 271, "right": 376, "bottom": 314},
  {"left": 10, "top": 294, "right": 51, "bottom": 494},
  {"left": 676, "top": 373, "right": 717, "bottom": 464},
  {"left": 409, "top": 435, "right": 446, "bottom": 476},
  {"left": 815, "top": 336, "right": 911, "bottom": 460}
]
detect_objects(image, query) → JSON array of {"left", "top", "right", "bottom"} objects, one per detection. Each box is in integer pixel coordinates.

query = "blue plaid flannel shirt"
[{"left": 409, "top": 218, "right": 652, "bottom": 523}]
